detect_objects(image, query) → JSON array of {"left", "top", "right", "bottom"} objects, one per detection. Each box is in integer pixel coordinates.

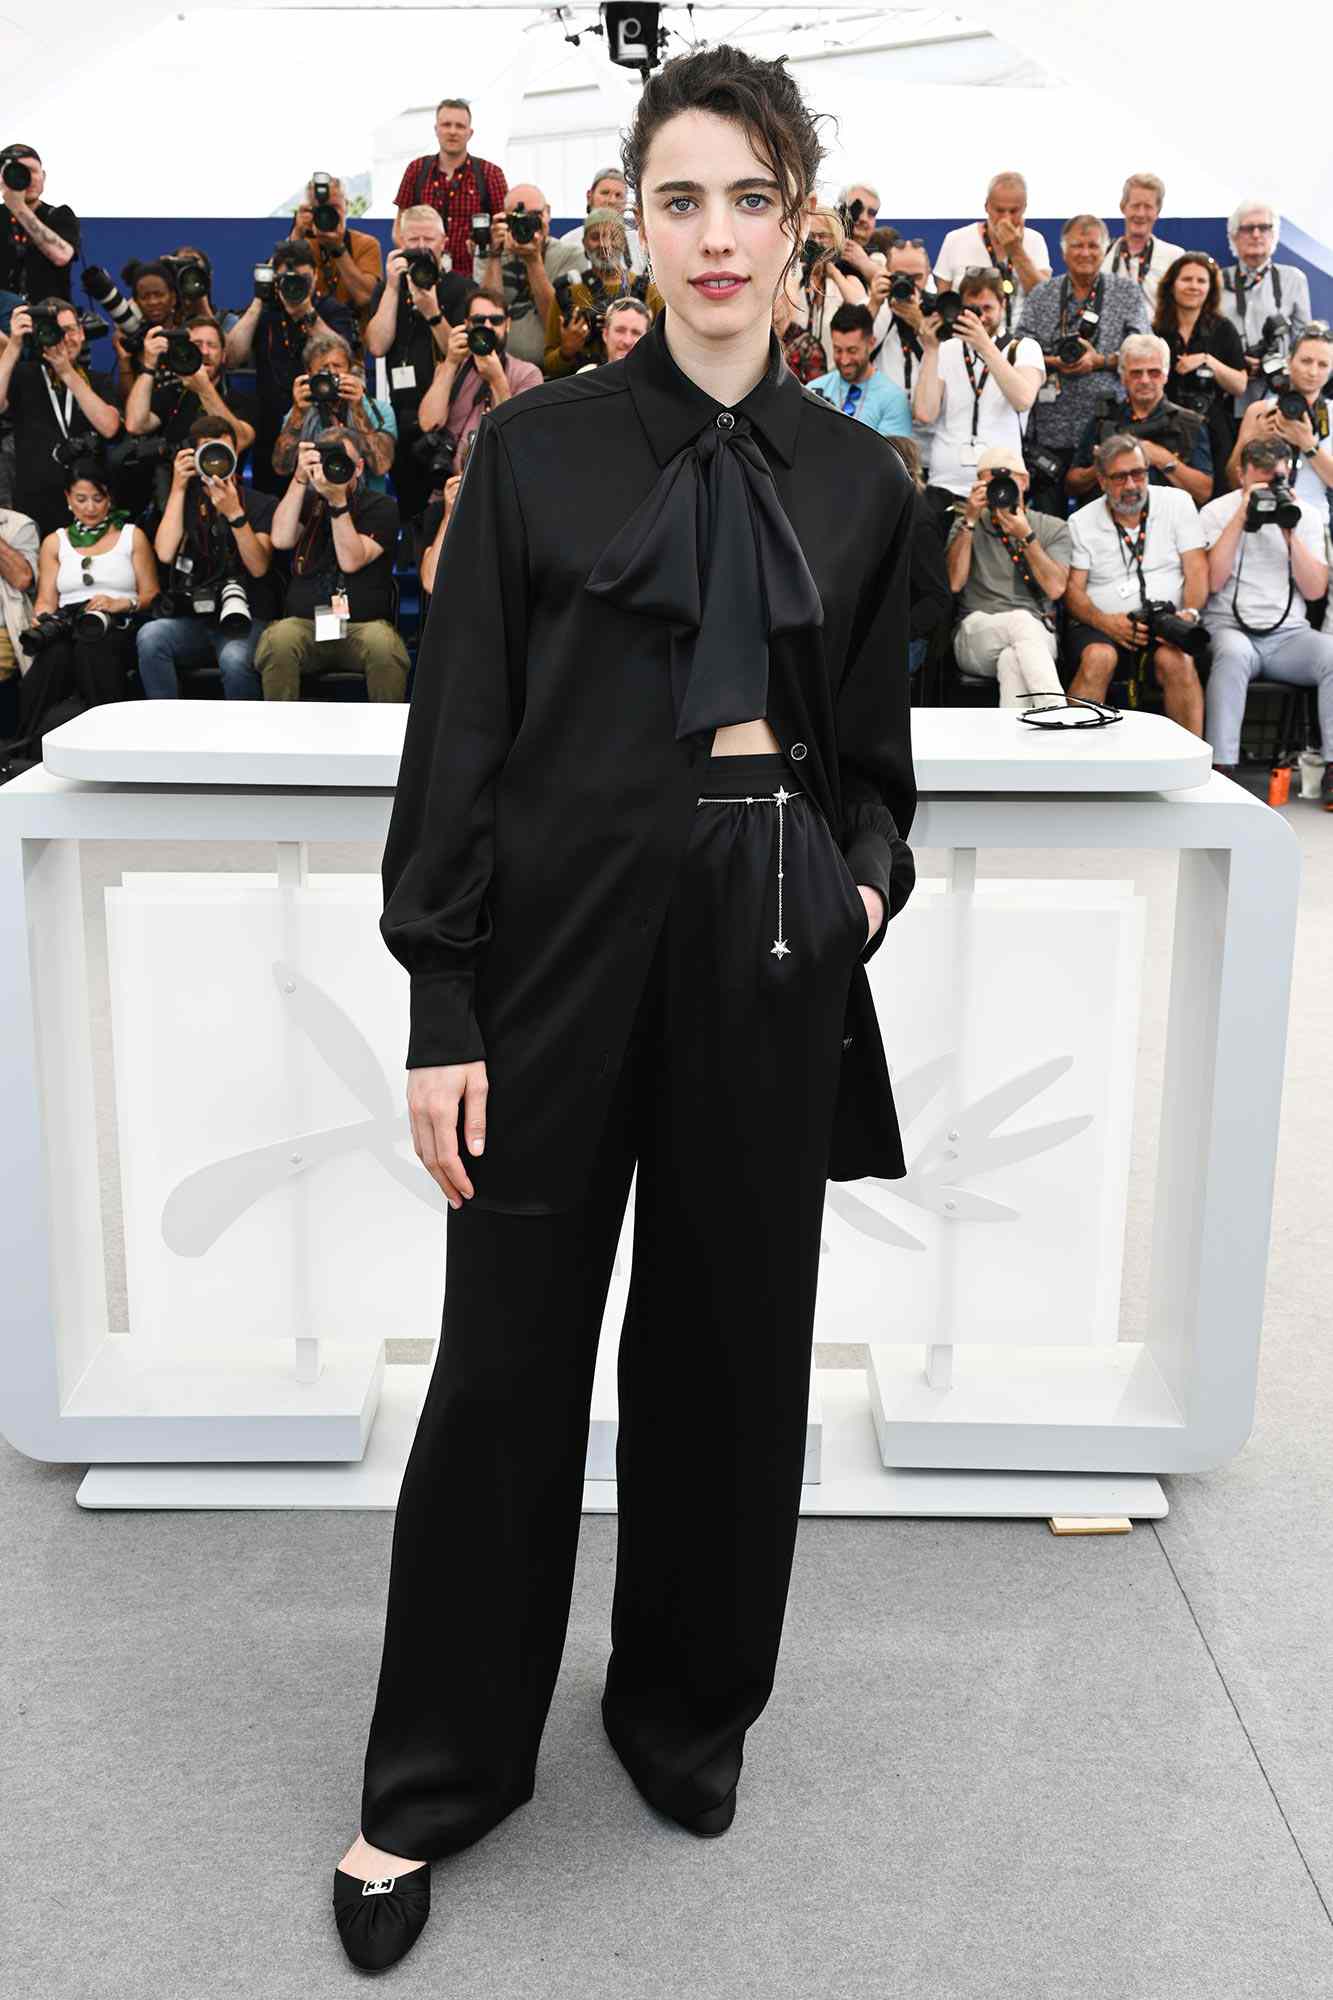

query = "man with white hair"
[
  {"left": 1067, "top": 332, "right": 1213, "bottom": 506},
  {"left": 945, "top": 444, "right": 1071, "bottom": 709},
  {"left": 1219, "top": 201, "right": 1312, "bottom": 413},
  {"left": 934, "top": 172, "right": 1052, "bottom": 336},
  {"left": 834, "top": 181, "right": 886, "bottom": 285},
  {"left": 1100, "top": 174, "right": 1183, "bottom": 309},
  {"left": 556, "top": 165, "right": 647, "bottom": 275}
]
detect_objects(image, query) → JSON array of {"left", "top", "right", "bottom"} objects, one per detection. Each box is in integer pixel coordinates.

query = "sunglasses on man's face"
[{"left": 469, "top": 314, "right": 508, "bottom": 329}]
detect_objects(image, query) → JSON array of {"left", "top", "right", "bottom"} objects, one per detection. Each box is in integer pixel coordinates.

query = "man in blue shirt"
[{"left": 808, "top": 303, "right": 911, "bottom": 438}]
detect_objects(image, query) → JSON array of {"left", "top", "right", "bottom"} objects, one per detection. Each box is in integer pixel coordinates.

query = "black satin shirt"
[{"left": 381, "top": 306, "right": 918, "bottom": 1213}]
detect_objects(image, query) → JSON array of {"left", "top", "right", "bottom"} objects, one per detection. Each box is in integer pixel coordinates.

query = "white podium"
[{"left": 0, "top": 704, "right": 1300, "bottom": 1521}]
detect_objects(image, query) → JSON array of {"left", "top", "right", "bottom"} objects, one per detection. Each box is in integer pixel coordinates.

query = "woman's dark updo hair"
[
  {"left": 64, "top": 459, "right": 111, "bottom": 496},
  {"left": 622, "top": 44, "right": 830, "bottom": 288}
]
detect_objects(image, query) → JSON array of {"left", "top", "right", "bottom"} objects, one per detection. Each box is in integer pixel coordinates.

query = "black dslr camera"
[
  {"left": 918, "top": 289, "right": 964, "bottom": 340},
  {"left": 29, "top": 303, "right": 67, "bottom": 352},
  {"left": 1249, "top": 313, "right": 1291, "bottom": 380},
  {"left": 162, "top": 328, "right": 202, "bottom": 377},
  {"left": 20, "top": 608, "right": 83, "bottom": 655},
  {"left": 986, "top": 471, "right": 1022, "bottom": 515},
  {"left": 307, "top": 367, "right": 342, "bottom": 409},
  {"left": 466, "top": 322, "right": 498, "bottom": 358},
  {"left": 165, "top": 256, "right": 210, "bottom": 307},
  {"left": 316, "top": 436, "right": 356, "bottom": 485},
  {"left": 1245, "top": 475, "right": 1301, "bottom": 531},
  {"left": 1139, "top": 599, "right": 1208, "bottom": 658},
  {"left": 1053, "top": 305, "right": 1100, "bottom": 367},
  {"left": 1274, "top": 383, "right": 1309, "bottom": 423},
  {"left": 413, "top": 429, "right": 457, "bottom": 484},
  {"left": 888, "top": 274, "right": 919, "bottom": 305},
  {"left": 276, "top": 267, "right": 314, "bottom": 307},
  {"left": 310, "top": 171, "right": 339, "bottom": 234},
  {"left": 0, "top": 150, "right": 32, "bottom": 192},
  {"left": 506, "top": 200, "right": 540, "bottom": 247},
  {"left": 404, "top": 249, "right": 440, "bottom": 292},
  {"left": 82, "top": 266, "right": 145, "bottom": 342}
]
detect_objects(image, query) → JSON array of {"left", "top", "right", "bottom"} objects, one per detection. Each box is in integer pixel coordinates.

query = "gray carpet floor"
[{"left": 3, "top": 784, "right": 1331, "bottom": 1998}]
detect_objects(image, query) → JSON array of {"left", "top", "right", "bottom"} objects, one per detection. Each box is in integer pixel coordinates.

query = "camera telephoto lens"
[
  {"left": 194, "top": 438, "right": 237, "bottom": 481},
  {"left": 217, "top": 578, "right": 251, "bottom": 634},
  {"left": 307, "top": 367, "right": 341, "bottom": 405},
  {"left": 81, "top": 267, "right": 145, "bottom": 336},
  {"left": 466, "top": 323, "right": 497, "bottom": 357},
  {"left": 1, "top": 157, "right": 32, "bottom": 192},
  {"left": 74, "top": 606, "right": 111, "bottom": 639},
  {"left": 888, "top": 275, "right": 918, "bottom": 304},
  {"left": 277, "top": 269, "right": 313, "bottom": 306},
  {"left": 32, "top": 310, "right": 66, "bottom": 351},
  {"left": 164, "top": 330, "right": 201, "bottom": 376},
  {"left": 174, "top": 261, "right": 209, "bottom": 304},
  {"left": 405, "top": 250, "right": 439, "bottom": 291},
  {"left": 412, "top": 429, "right": 457, "bottom": 480},
  {"left": 316, "top": 439, "right": 356, "bottom": 485},
  {"left": 986, "top": 472, "right": 1021, "bottom": 513},
  {"left": 1054, "top": 334, "right": 1086, "bottom": 365},
  {"left": 1276, "top": 389, "right": 1308, "bottom": 422},
  {"left": 508, "top": 204, "right": 540, "bottom": 246}
]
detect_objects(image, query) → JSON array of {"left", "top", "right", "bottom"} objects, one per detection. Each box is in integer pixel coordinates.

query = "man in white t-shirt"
[
  {"left": 1100, "top": 172, "right": 1183, "bottom": 311},
  {"left": 865, "top": 238, "right": 937, "bottom": 468},
  {"left": 912, "top": 267, "right": 1045, "bottom": 534},
  {"left": 933, "top": 171, "right": 1052, "bottom": 336},
  {"left": 1198, "top": 436, "right": 1333, "bottom": 783},
  {"left": 1064, "top": 433, "right": 1208, "bottom": 734}
]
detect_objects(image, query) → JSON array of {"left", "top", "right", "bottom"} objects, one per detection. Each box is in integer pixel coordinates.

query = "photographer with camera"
[
  {"left": 831, "top": 183, "right": 886, "bottom": 286},
  {"left": 393, "top": 97, "right": 508, "bottom": 270},
  {"left": 912, "top": 267, "right": 1045, "bottom": 538},
  {"left": 1153, "top": 253, "right": 1248, "bottom": 480},
  {"left": 1226, "top": 325, "right": 1333, "bottom": 517},
  {"left": 543, "top": 209, "right": 661, "bottom": 378},
  {"left": 0, "top": 297, "right": 121, "bottom": 536},
  {"left": 2, "top": 458, "right": 157, "bottom": 764},
  {"left": 365, "top": 207, "right": 475, "bottom": 523},
  {"left": 1196, "top": 436, "right": 1333, "bottom": 786},
  {"left": 125, "top": 318, "right": 256, "bottom": 455},
  {"left": 1014, "top": 215, "right": 1150, "bottom": 514},
  {"left": 473, "top": 182, "right": 583, "bottom": 370},
  {"left": 866, "top": 239, "right": 938, "bottom": 467},
  {"left": 945, "top": 444, "right": 1071, "bottom": 708},
  {"left": 1100, "top": 175, "right": 1183, "bottom": 309},
  {"left": 934, "top": 173, "right": 1052, "bottom": 337},
  {"left": 555, "top": 166, "right": 648, "bottom": 275},
  {"left": 1064, "top": 434, "right": 1207, "bottom": 733},
  {"left": 0, "top": 503, "right": 40, "bottom": 688},
  {"left": 1219, "top": 203, "right": 1312, "bottom": 416},
  {"left": 291, "top": 174, "right": 382, "bottom": 334},
  {"left": 0, "top": 144, "right": 78, "bottom": 307},
  {"left": 417, "top": 287, "right": 541, "bottom": 456},
  {"left": 807, "top": 304, "right": 911, "bottom": 436},
  {"left": 772, "top": 206, "right": 867, "bottom": 381},
  {"left": 258, "top": 429, "right": 409, "bottom": 701},
  {"left": 136, "top": 416, "right": 278, "bottom": 700},
  {"left": 272, "top": 331, "right": 395, "bottom": 488},
  {"left": 225, "top": 238, "right": 356, "bottom": 495},
  {"left": 1067, "top": 333, "right": 1213, "bottom": 506}
]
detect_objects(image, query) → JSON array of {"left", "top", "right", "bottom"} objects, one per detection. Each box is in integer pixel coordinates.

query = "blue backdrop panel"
[{"left": 73, "top": 215, "right": 1333, "bottom": 326}]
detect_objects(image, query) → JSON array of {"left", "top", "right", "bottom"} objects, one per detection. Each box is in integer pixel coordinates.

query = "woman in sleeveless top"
[{"left": 4, "top": 461, "right": 157, "bottom": 763}]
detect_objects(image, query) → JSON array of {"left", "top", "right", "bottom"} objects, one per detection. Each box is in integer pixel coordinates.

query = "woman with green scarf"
[{"left": 5, "top": 460, "right": 158, "bottom": 762}]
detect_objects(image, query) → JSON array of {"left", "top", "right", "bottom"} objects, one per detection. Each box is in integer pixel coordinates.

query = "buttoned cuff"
[
  {"left": 406, "top": 971, "right": 487, "bottom": 1070},
  {"left": 842, "top": 804, "right": 916, "bottom": 964}
]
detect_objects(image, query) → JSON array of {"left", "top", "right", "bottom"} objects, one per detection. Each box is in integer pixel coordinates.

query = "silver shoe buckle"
[{"left": 362, "top": 1874, "right": 397, "bottom": 1896}]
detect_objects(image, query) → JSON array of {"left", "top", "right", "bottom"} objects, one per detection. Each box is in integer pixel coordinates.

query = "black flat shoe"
[
  {"left": 679, "top": 1787, "right": 737, "bottom": 1837},
  {"left": 332, "top": 1861, "right": 431, "bottom": 1971}
]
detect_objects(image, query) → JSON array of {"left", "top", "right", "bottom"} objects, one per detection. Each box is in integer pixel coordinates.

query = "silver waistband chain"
[{"left": 695, "top": 782, "right": 803, "bottom": 959}]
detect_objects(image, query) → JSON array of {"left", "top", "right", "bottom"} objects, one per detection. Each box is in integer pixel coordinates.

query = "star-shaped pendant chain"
[{"left": 770, "top": 785, "right": 792, "bottom": 957}]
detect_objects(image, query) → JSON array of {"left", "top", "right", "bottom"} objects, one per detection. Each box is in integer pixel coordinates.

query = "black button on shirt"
[{"left": 380, "top": 305, "right": 918, "bottom": 1212}]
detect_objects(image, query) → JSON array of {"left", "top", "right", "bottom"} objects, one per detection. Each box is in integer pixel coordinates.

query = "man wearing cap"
[
  {"left": 0, "top": 145, "right": 79, "bottom": 308},
  {"left": 945, "top": 444, "right": 1071, "bottom": 708}
]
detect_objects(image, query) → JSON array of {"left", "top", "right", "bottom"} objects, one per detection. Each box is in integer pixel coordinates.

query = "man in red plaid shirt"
[{"left": 393, "top": 98, "right": 508, "bottom": 282}]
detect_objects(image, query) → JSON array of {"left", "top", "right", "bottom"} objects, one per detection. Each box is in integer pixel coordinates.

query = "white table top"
[{"left": 37, "top": 700, "right": 1212, "bottom": 794}]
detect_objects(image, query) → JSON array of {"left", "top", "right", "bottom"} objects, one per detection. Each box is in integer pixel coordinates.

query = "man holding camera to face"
[
  {"left": 225, "top": 238, "right": 356, "bottom": 495},
  {"left": 866, "top": 239, "right": 938, "bottom": 469},
  {"left": 0, "top": 298, "right": 121, "bottom": 536},
  {"left": 473, "top": 183, "right": 583, "bottom": 370},
  {"left": 0, "top": 144, "right": 78, "bottom": 309},
  {"left": 365, "top": 207, "right": 475, "bottom": 523},
  {"left": 136, "top": 416, "right": 278, "bottom": 699},
  {"left": 912, "top": 268, "right": 1045, "bottom": 538},
  {"left": 1197, "top": 437, "right": 1333, "bottom": 788},
  {"left": 1219, "top": 202, "right": 1312, "bottom": 417},
  {"left": 272, "top": 331, "right": 396, "bottom": 489},
  {"left": 945, "top": 444, "right": 1071, "bottom": 709},
  {"left": 543, "top": 209, "right": 661, "bottom": 378},
  {"left": 1064, "top": 434, "right": 1207, "bottom": 734},
  {"left": 291, "top": 173, "right": 383, "bottom": 335},
  {"left": 258, "top": 430, "right": 409, "bottom": 701},
  {"left": 125, "top": 319, "right": 256, "bottom": 456},
  {"left": 416, "top": 288, "right": 541, "bottom": 458},
  {"left": 1226, "top": 325, "right": 1333, "bottom": 516}
]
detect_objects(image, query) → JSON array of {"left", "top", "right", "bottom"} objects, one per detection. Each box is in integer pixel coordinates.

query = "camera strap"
[
  {"left": 991, "top": 519, "right": 1057, "bottom": 632},
  {"left": 961, "top": 347, "right": 991, "bottom": 438},
  {"left": 981, "top": 224, "right": 1018, "bottom": 329},
  {"left": 1110, "top": 236, "right": 1155, "bottom": 287},
  {"left": 1058, "top": 274, "right": 1104, "bottom": 338},
  {"left": 1230, "top": 502, "right": 1296, "bottom": 637},
  {"left": 1113, "top": 500, "right": 1150, "bottom": 594}
]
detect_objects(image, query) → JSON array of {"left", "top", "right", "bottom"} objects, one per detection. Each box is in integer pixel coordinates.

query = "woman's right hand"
[{"left": 407, "top": 1061, "right": 488, "bottom": 1207}]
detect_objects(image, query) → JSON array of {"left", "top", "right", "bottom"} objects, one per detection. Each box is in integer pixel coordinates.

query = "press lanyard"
[
  {"left": 43, "top": 368, "right": 74, "bottom": 437},
  {"left": 962, "top": 348, "right": 991, "bottom": 439},
  {"left": 1113, "top": 238, "right": 1154, "bottom": 287},
  {"left": 1059, "top": 274, "right": 1103, "bottom": 338},
  {"left": 1113, "top": 503, "right": 1149, "bottom": 587},
  {"left": 982, "top": 225, "right": 1018, "bottom": 328}
]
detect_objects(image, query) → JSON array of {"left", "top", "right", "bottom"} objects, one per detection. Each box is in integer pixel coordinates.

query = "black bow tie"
[{"left": 584, "top": 409, "right": 824, "bottom": 741}]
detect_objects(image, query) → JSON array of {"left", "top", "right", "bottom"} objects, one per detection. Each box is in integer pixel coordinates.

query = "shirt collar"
[{"left": 624, "top": 306, "right": 803, "bottom": 469}]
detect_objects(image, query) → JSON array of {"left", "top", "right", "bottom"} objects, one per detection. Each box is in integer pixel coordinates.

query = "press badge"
[
  {"left": 1116, "top": 579, "right": 1137, "bottom": 598},
  {"left": 315, "top": 592, "right": 350, "bottom": 642},
  {"left": 391, "top": 364, "right": 417, "bottom": 392},
  {"left": 959, "top": 442, "right": 980, "bottom": 466},
  {"left": 1037, "top": 379, "right": 1061, "bottom": 402}
]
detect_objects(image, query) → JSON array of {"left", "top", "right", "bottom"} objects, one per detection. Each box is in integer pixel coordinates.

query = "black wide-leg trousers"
[{"left": 359, "top": 752, "right": 870, "bottom": 1858}]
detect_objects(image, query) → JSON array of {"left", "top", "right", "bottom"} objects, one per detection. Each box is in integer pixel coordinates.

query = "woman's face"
[
  {"left": 67, "top": 480, "right": 110, "bottom": 527},
  {"left": 635, "top": 108, "right": 799, "bottom": 343},
  {"left": 135, "top": 274, "right": 176, "bottom": 325},
  {"left": 1172, "top": 262, "right": 1211, "bottom": 312}
]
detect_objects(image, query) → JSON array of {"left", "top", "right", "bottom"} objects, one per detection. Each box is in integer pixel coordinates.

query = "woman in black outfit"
[
  {"left": 332, "top": 45, "right": 918, "bottom": 1973},
  {"left": 1155, "top": 252, "right": 1249, "bottom": 485}
]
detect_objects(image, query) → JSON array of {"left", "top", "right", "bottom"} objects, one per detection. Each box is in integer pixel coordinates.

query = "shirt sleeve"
[
  {"left": 875, "top": 381, "right": 912, "bottom": 437},
  {"left": 1015, "top": 336, "right": 1047, "bottom": 380},
  {"left": 1042, "top": 516, "right": 1075, "bottom": 566},
  {"left": 1068, "top": 506, "right": 1095, "bottom": 571},
  {"left": 393, "top": 161, "right": 417, "bottom": 212},
  {"left": 1174, "top": 492, "right": 1207, "bottom": 554},
  {"left": 834, "top": 463, "right": 917, "bottom": 960},
  {"left": 353, "top": 230, "right": 383, "bottom": 284},
  {"left": 379, "top": 411, "right": 530, "bottom": 1068}
]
